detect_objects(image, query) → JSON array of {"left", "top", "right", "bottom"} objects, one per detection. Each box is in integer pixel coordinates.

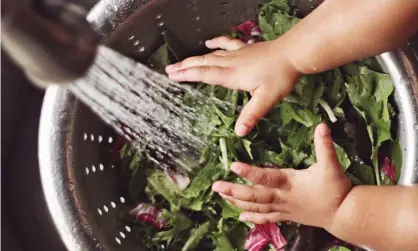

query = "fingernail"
[
  {"left": 168, "top": 73, "right": 181, "bottom": 81},
  {"left": 230, "top": 163, "right": 242, "bottom": 175},
  {"left": 235, "top": 124, "right": 248, "bottom": 137},
  {"left": 239, "top": 214, "right": 247, "bottom": 221},
  {"left": 205, "top": 40, "right": 213, "bottom": 46},
  {"left": 318, "top": 124, "right": 329, "bottom": 137},
  {"left": 165, "top": 64, "right": 176, "bottom": 73},
  {"left": 212, "top": 182, "right": 221, "bottom": 191}
]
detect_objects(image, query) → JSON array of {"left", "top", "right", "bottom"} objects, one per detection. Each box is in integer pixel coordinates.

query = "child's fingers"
[
  {"left": 219, "top": 193, "right": 280, "bottom": 213},
  {"left": 230, "top": 162, "right": 288, "bottom": 188},
  {"left": 166, "top": 53, "right": 227, "bottom": 73},
  {"left": 205, "top": 36, "right": 246, "bottom": 51},
  {"left": 212, "top": 181, "right": 279, "bottom": 204},
  {"left": 314, "top": 123, "right": 340, "bottom": 168},
  {"left": 239, "top": 212, "right": 287, "bottom": 224},
  {"left": 168, "top": 66, "right": 232, "bottom": 86},
  {"left": 235, "top": 86, "right": 281, "bottom": 136}
]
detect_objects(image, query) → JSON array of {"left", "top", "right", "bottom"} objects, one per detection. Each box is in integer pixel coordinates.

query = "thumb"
[
  {"left": 314, "top": 123, "right": 340, "bottom": 167},
  {"left": 235, "top": 86, "right": 279, "bottom": 136}
]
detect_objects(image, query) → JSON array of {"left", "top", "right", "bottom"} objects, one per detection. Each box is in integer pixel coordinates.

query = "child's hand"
[
  {"left": 166, "top": 36, "right": 301, "bottom": 136},
  {"left": 211, "top": 123, "right": 352, "bottom": 229}
]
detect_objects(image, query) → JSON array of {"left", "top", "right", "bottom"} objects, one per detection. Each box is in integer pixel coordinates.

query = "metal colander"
[{"left": 39, "top": 0, "right": 418, "bottom": 250}]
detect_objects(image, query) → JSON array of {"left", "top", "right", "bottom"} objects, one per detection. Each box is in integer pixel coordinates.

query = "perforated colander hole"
[
  {"left": 85, "top": 167, "right": 90, "bottom": 175},
  {"left": 111, "top": 201, "right": 117, "bottom": 208},
  {"left": 155, "top": 14, "right": 162, "bottom": 19},
  {"left": 128, "top": 35, "right": 135, "bottom": 40},
  {"left": 83, "top": 133, "right": 88, "bottom": 140},
  {"left": 103, "top": 205, "right": 109, "bottom": 212},
  {"left": 98, "top": 135, "right": 103, "bottom": 142},
  {"left": 195, "top": 16, "right": 200, "bottom": 21},
  {"left": 97, "top": 208, "right": 103, "bottom": 215},
  {"left": 115, "top": 237, "right": 121, "bottom": 245},
  {"left": 108, "top": 136, "right": 113, "bottom": 143},
  {"left": 120, "top": 197, "right": 126, "bottom": 203},
  {"left": 99, "top": 164, "right": 104, "bottom": 171},
  {"left": 125, "top": 226, "right": 131, "bottom": 232},
  {"left": 139, "top": 46, "right": 145, "bottom": 53},
  {"left": 90, "top": 134, "right": 95, "bottom": 141},
  {"left": 120, "top": 232, "right": 126, "bottom": 239},
  {"left": 92, "top": 165, "right": 97, "bottom": 173},
  {"left": 133, "top": 40, "right": 140, "bottom": 46},
  {"left": 111, "top": 165, "right": 115, "bottom": 168},
  {"left": 157, "top": 21, "right": 164, "bottom": 27}
]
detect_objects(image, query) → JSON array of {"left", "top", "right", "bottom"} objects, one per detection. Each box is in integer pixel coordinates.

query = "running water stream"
[{"left": 68, "top": 45, "right": 226, "bottom": 171}]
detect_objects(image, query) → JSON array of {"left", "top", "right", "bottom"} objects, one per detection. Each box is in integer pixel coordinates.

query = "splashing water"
[{"left": 68, "top": 46, "right": 227, "bottom": 172}]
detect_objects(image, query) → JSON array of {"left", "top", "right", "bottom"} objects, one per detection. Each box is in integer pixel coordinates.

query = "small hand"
[
  {"left": 166, "top": 36, "right": 300, "bottom": 136},
  {"left": 212, "top": 123, "right": 352, "bottom": 229}
]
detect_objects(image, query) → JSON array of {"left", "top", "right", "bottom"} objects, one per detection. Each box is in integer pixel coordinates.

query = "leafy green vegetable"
[
  {"left": 345, "top": 66, "right": 395, "bottom": 184},
  {"left": 181, "top": 222, "right": 210, "bottom": 251},
  {"left": 328, "top": 246, "right": 352, "bottom": 251},
  {"left": 119, "top": 1, "right": 401, "bottom": 250},
  {"left": 211, "top": 219, "right": 235, "bottom": 251},
  {"left": 153, "top": 211, "right": 192, "bottom": 246},
  {"left": 259, "top": 0, "right": 299, "bottom": 41}
]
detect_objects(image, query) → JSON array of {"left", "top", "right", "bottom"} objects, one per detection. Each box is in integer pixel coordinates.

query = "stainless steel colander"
[{"left": 39, "top": 0, "right": 418, "bottom": 250}]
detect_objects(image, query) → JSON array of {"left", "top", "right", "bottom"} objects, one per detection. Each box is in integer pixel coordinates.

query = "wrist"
[
  {"left": 271, "top": 34, "right": 308, "bottom": 76},
  {"left": 323, "top": 186, "right": 353, "bottom": 234}
]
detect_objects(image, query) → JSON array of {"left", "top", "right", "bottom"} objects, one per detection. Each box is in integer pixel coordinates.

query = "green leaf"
[
  {"left": 328, "top": 246, "right": 352, "bottom": 251},
  {"left": 227, "top": 222, "right": 248, "bottom": 250},
  {"left": 181, "top": 222, "right": 210, "bottom": 251},
  {"left": 211, "top": 219, "right": 235, "bottom": 251},
  {"left": 334, "top": 143, "right": 352, "bottom": 170},
  {"left": 345, "top": 66, "right": 394, "bottom": 184},
  {"left": 259, "top": 0, "right": 299, "bottom": 41},
  {"left": 145, "top": 169, "right": 182, "bottom": 209},
  {"left": 279, "top": 101, "right": 320, "bottom": 127},
  {"left": 217, "top": 197, "right": 242, "bottom": 220},
  {"left": 153, "top": 211, "right": 192, "bottom": 245}
]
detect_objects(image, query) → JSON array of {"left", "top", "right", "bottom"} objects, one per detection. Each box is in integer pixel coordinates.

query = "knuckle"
[
  {"left": 258, "top": 173, "right": 273, "bottom": 186},
  {"left": 265, "top": 191, "right": 277, "bottom": 204},
  {"left": 249, "top": 192, "right": 260, "bottom": 203}
]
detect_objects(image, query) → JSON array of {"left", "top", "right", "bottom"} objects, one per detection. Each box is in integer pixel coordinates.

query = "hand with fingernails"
[
  {"left": 212, "top": 123, "right": 352, "bottom": 228},
  {"left": 166, "top": 36, "right": 300, "bottom": 137}
]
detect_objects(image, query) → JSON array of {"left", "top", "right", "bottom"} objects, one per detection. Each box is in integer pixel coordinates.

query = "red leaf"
[
  {"left": 235, "top": 21, "right": 263, "bottom": 43},
  {"left": 245, "top": 227, "right": 270, "bottom": 251},
  {"left": 236, "top": 21, "right": 259, "bottom": 36},
  {"left": 129, "top": 203, "right": 167, "bottom": 229},
  {"left": 381, "top": 156, "right": 396, "bottom": 182},
  {"left": 245, "top": 224, "right": 288, "bottom": 251},
  {"left": 257, "top": 223, "right": 288, "bottom": 250}
]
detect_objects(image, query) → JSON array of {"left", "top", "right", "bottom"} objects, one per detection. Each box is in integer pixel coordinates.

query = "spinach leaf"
[
  {"left": 181, "top": 222, "right": 210, "bottom": 251},
  {"left": 345, "top": 66, "right": 394, "bottom": 184}
]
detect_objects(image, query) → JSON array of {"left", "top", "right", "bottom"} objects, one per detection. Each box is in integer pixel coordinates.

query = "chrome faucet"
[{"left": 1, "top": 0, "right": 99, "bottom": 87}]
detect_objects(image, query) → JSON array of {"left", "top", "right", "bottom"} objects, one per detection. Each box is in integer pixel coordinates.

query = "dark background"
[{"left": 1, "top": 0, "right": 418, "bottom": 250}]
